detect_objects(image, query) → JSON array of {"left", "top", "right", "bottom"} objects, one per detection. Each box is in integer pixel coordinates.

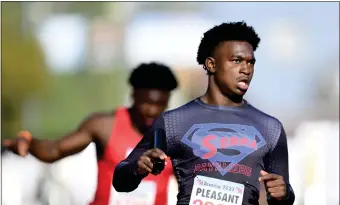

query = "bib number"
[{"left": 189, "top": 175, "right": 244, "bottom": 205}]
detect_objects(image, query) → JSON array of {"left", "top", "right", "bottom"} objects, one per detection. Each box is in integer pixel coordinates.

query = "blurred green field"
[
  {"left": 37, "top": 70, "right": 129, "bottom": 139},
  {"left": 2, "top": 70, "right": 130, "bottom": 139}
]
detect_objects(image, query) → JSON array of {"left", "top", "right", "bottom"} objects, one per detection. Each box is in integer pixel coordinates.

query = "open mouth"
[
  {"left": 237, "top": 78, "right": 249, "bottom": 91},
  {"left": 145, "top": 118, "right": 155, "bottom": 126}
]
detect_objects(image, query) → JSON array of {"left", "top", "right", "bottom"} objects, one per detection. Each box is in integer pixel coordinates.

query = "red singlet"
[{"left": 90, "top": 107, "right": 173, "bottom": 205}]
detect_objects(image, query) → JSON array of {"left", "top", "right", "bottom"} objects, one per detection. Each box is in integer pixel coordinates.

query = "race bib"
[
  {"left": 189, "top": 175, "right": 244, "bottom": 205},
  {"left": 110, "top": 181, "right": 157, "bottom": 205}
]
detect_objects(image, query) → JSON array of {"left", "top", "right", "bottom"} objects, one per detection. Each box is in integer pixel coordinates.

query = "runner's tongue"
[{"left": 237, "top": 82, "right": 248, "bottom": 90}]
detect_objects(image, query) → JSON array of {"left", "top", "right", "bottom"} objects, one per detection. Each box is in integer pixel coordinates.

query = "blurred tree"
[
  {"left": 2, "top": 2, "right": 50, "bottom": 137},
  {"left": 4, "top": 2, "right": 130, "bottom": 139}
]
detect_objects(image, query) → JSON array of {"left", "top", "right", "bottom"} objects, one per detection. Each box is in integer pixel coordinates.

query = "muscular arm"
[
  {"left": 264, "top": 126, "right": 295, "bottom": 205},
  {"left": 29, "top": 114, "right": 102, "bottom": 163},
  {"left": 112, "top": 115, "right": 165, "bottom": 192}
]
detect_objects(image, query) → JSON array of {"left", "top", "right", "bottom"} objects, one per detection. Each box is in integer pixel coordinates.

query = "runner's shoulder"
[
  {"left": 162, "top": 100, "right": 197, "bottom": 122},
  {"left": 82, "top": 111, "right": 116, "bottom": 127},
  {"left": 246, "top": 103, "right": 283, "bottom": 128}
]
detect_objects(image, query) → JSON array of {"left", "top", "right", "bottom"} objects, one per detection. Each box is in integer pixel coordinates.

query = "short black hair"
[
  {"left": 129, "top": 62, "right": 178, "bottom": 91},
  {"left": 197, "top": 21, "right": 261, "bottom": 73}
]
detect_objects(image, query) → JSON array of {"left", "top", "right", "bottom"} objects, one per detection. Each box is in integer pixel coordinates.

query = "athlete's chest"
[{"left": 168, "top": 113, "right": 272, "bottom": 178}]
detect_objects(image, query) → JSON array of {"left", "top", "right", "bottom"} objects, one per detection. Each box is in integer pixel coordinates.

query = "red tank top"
[{"left": 90, "top": 107, "right": 173, "bottom": 205}]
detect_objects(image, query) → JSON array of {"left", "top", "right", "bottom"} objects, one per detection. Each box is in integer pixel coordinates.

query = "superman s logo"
[{"left": 181, "top": 123, "right": 266, "bottom": 176}]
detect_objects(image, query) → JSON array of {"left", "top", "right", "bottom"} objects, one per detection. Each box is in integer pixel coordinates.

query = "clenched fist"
[
  {"left": 136, "top": 148, "right": 167, "bottom": 175},
  {"left": 2, "top": 131, "right": 32, "bottom": 157},
  {"left": 259, "top": 170, "right": 287, "bottom": 200}
]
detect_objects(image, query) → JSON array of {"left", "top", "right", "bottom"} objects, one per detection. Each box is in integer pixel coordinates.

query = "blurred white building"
[{"left": 289, "top": 121, "right": 339, "bottom": 205}]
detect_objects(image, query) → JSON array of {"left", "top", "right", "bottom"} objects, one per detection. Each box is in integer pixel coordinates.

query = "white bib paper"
[
  {"left": 110, "top": 180, "right": 157, "bottom": 205},
  {"left": 189, "top": 175, "right": 244, "bottom": 205}
]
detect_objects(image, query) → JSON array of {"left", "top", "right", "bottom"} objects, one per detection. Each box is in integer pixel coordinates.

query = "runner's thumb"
[
  {"left": 18, "top": 140, "right": 29, "bottom": 156},
  {"left": 260, "top": 170, "right": 269, "bottom": 176}
]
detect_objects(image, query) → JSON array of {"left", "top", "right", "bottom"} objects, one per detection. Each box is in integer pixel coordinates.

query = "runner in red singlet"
[{"left": 3, "top": 62, "right": 178, "bottom": 205}]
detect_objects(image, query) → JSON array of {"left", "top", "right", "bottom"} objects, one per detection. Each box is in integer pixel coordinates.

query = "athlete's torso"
[
  {"left": 91, "top": 107, "right": 173, "bottom": 205},
  {"left": 162, "top": 98, "right": 282, "bottom": 205}
]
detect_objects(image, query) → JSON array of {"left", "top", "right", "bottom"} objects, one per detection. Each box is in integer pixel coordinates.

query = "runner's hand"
[
  {"left": 136, "top": 148, "right": 167, "bottom": 175},
  {"left": 2, "top": 131, "right": 32, "bottom": 157},
  {"left": 259, "top": 170, "right": 287, "bottom": 200}
]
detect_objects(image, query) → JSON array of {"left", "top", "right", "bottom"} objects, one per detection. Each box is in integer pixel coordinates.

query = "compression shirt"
[{"left": 113, "top": 98, "right": 295, "bottom": 205}]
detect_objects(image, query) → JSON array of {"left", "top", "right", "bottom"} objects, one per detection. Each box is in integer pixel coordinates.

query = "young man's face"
[
  {"left": 207, "top": 41, "right": 256, "bottom": 98},
  {"left": 132, "top": 88, "right": 170, "bottom": 130}
]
